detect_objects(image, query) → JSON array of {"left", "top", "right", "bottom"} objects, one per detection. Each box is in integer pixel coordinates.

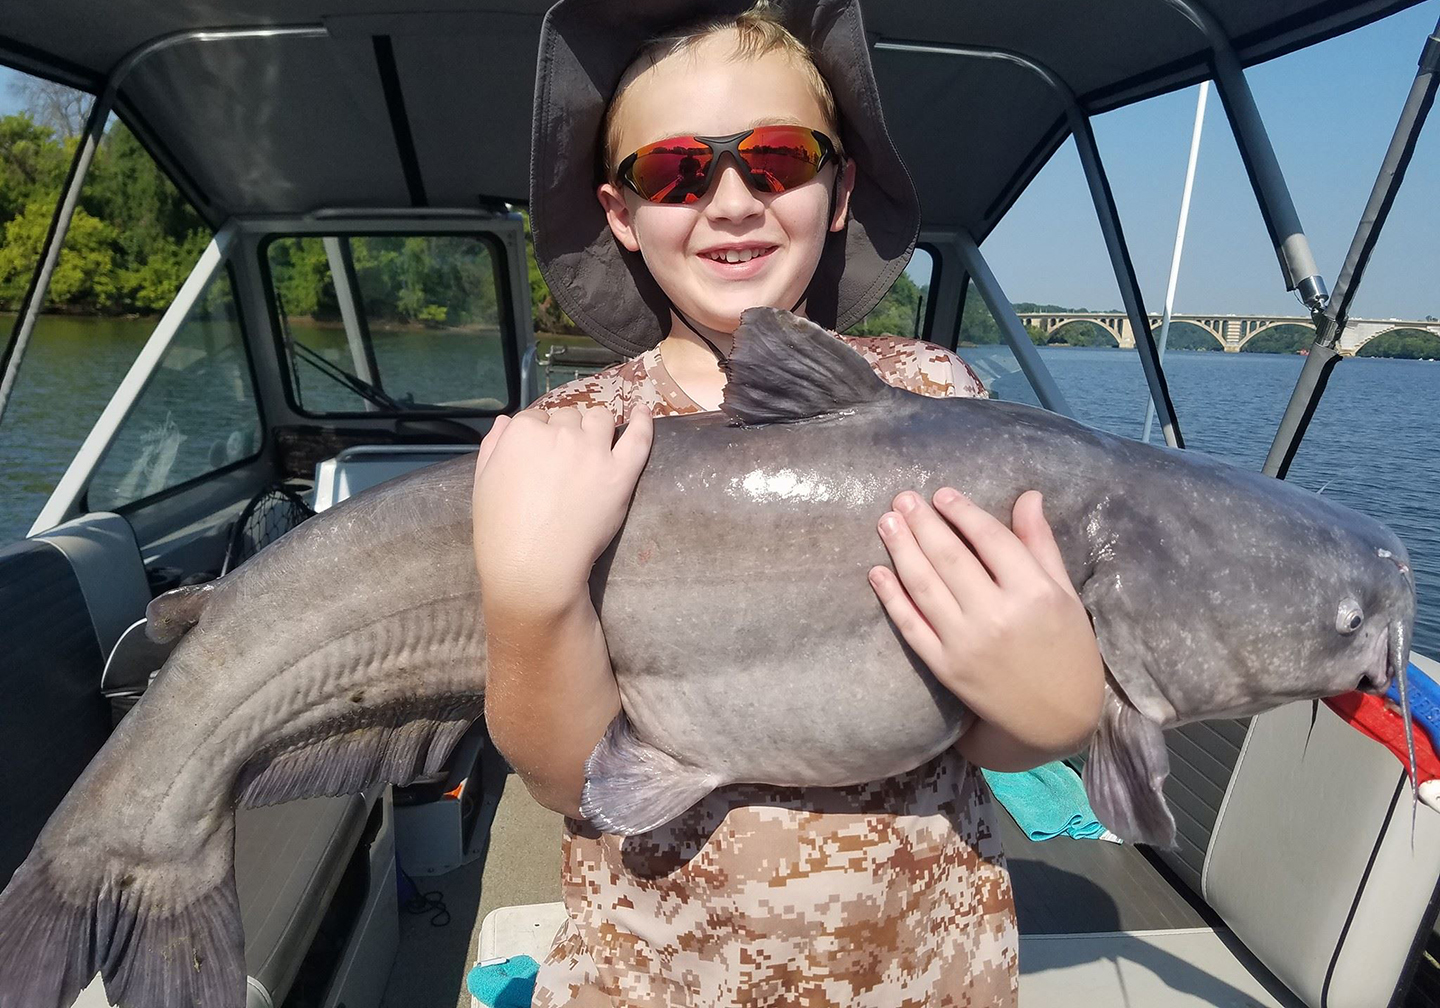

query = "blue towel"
[
  {"left": 466, "top": 955, "right": 539, "bottom": 1008},
  {"left": 982, "top": 762, "right": 1115, "bottom": 842}
]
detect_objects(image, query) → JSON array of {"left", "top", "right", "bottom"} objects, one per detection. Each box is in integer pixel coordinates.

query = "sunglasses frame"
[{"left": 614, "top": 125, "right": 842, "bottom": 204}]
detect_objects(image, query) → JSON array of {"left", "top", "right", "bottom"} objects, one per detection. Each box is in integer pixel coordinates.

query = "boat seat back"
[
  {"left": 0, "top": 513, "right": 150, "bottom": 887},
  {"left": 1153, "top": 717, "right": 1252, "bottom": 893},
  {"left": 1201, "top": 668, "right": 1440, "bottom": 1008}
]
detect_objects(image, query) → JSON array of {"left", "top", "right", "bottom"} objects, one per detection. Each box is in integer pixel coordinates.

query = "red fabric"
[{"left": 1324, "top": 692, "right": 1440, "bottom": 783}]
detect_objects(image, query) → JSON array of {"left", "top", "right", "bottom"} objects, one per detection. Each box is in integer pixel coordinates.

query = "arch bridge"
[{"left": 1014, "top": 312, "right": 1440, "bottom": 354}]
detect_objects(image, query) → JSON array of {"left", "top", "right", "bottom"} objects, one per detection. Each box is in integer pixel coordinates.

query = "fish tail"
[{"left": 0, "top": 839, "right": 244, "bottom": 1008}]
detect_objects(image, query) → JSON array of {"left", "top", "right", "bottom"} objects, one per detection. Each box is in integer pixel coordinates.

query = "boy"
[{"left": 473, "top": 1, "right": 1104, "bottom": 1003}]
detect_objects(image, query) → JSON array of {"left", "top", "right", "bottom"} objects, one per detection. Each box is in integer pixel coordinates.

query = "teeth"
[{"left": 706, "top": 247, "right": 771, "bottom": 263}]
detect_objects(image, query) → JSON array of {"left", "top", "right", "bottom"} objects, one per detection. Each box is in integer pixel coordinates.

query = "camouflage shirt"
[{"left": 526, "top": 335, "right": 1019, "bottom": 1007}]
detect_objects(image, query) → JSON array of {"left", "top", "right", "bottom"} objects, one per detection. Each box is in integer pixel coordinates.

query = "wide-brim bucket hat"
[{"left": 530, "top": 0, "right": 921, "bottom": 357}]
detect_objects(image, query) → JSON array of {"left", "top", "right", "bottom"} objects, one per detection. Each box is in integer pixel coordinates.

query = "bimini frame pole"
[
  {"left": 0, "top": 25, "right": 327, "bottom": 428},
  {"left": 875, "top": 39, "right": 1185, "bottom": 446},
  {"left": 1263, "top": 16, "right": 1440, "bottom": 478},
  {"left": 1161, "top": 0, "right": 1329, "bottom": 311},
  {"left": 954, "top": 231, "right": 1074, "bottom": 417}
]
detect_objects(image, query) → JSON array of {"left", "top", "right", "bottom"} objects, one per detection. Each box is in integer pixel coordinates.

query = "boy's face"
[{"left": 597, "top": 32, "right": 857, "bottom": 334}]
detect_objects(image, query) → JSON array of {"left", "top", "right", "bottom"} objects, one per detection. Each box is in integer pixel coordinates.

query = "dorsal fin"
[
  {"left": 145, "top": 580, "right": 220, "bottom": 643},
  {"left": 720, "top": 307, "right": 893, "bottom": 425}
]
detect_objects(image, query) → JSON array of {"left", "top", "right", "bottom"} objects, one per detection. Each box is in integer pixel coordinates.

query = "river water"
[{"left": 2, "top": 316, "right": 1437, "bottom": 656}]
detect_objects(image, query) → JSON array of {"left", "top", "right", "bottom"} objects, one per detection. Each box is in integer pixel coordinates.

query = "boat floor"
[{"left": 376, "top": 765, "right": 1208, "bottom": 1007}]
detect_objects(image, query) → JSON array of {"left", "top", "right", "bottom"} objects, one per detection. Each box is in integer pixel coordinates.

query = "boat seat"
[
  {"left": 0, "top": 513, "right": 149, "bottom": 887},
  {"left": 1020, "top": 929, "right": 1301, "bottom": 1007},
  {"left": 8, "top": 511, "right": 388, "bottom": 1008},
  {"left": 236, "top": 794, "right": 373, "bottom": 1007},
  {"left": 1201, "top": 667, "right": 1440, "bottom": 1008}
]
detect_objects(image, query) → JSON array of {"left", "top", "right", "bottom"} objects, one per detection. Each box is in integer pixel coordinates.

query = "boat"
[{"left": 1, "top": 2, "right": 1437, "bottom": 1006}]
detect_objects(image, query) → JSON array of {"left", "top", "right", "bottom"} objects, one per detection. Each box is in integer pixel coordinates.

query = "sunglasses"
[{"left": 614, "top": 124, "right": 841, "bottom": 205}]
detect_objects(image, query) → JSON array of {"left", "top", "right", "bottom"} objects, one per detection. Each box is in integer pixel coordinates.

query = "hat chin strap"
[{"left": 668, "top": 166, "right": 842, "bottom": 365}]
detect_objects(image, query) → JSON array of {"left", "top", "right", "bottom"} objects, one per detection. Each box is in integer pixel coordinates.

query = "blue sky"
[
  {"left": 962, "top": 0, "right": 1440, "bottom": 320},
  {"left": 4, "top": 1, "right": 1438, "bottom": 319}
]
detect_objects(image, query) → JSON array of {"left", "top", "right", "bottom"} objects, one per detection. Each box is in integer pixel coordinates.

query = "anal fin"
[
  {"left": 580, "top": 715, "right": 719, "bottom": 835},
  {"left": 236, "top": 695, "right": 484, "bottom": 807}
]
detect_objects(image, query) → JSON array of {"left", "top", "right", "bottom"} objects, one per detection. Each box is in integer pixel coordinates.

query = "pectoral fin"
[
  {"left": 581, "top": 714, "right": 719, "bottom": 836},
  {"left": 1082, "top": 687, "right": 1177, "bottom": 848}
]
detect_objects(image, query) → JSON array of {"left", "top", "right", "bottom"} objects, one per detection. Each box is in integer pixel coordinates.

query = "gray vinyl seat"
[
  {"left": 237, "top": 795, "right": 372, "bottom": 1007},
  {"left": 19, "top": 512, "right": 380, "bottom": 1008},
  {"left": 1008, "top": 681, "right": 1440, "bottom": 1008}
]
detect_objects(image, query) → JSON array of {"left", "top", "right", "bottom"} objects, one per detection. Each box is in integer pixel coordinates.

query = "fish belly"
[{"left": 596, "top": 413, "right": 968, "bottom": 789}]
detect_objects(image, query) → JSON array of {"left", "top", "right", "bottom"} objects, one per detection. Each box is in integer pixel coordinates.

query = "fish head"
[
  {"left": 1078, "top": 466, "right": 1416, "bottom": 847},
  {"left": 1084, "top": 467, "right": 1416, "bottom": 726}
]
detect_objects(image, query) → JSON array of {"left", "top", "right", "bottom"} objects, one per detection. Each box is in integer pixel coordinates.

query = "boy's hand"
[
  {"left": 473, "top": 404, "right": 654, "bottom": 613},
  {"left": 868, "top": 488, "right": 1104, "bottom": 763}
]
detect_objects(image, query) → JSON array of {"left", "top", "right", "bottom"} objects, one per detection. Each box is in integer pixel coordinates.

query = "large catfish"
[{"left": 0, "top": 307, "right": 1417, "bottom": 1008}]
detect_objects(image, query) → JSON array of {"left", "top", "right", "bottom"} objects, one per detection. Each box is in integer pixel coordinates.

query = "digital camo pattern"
[
  {"left": 527, "top": 334, "right": 989, "bottom": 419},
  {"left": 526, "top": 334, "right": 1018, "bottom": 1007}
]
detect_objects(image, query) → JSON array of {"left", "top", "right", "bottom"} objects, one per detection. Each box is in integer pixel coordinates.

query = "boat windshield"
[{"left": 263, "top": 233, "right": 511, "bottom": 416}]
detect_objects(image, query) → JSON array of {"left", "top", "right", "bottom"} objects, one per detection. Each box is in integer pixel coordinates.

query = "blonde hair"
[{"left": 600, "top": 1, "right": 844, "bottom": 180}]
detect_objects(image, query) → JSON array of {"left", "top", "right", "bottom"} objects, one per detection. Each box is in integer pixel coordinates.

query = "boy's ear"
[
  {"left": 596, "top": 182, "right": 642, "bottom": 253},
  {"left": 830, "top": 158, "right": 857, "bottom": 233}
]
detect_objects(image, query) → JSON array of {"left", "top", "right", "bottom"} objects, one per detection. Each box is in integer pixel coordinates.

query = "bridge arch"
[
  {"left": 1238, "top": 320, "right": 1316, "bottom": 353},
  {"left": 1355, "top": 325, "right": 1440, "bottom": 356},
  {"left": 1044, "top": 319, "right": 1119, "bottom": 347},
  {"left": 1157, "top": 320, "right": 1223, "bottom": 351}
]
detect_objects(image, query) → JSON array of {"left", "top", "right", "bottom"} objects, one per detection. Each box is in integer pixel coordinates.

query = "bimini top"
[{"left": 0, "top": 0, "right": 1423, "bottom": 239}]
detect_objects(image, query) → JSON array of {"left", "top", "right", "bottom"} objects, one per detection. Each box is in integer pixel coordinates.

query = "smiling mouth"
[{"left": 700, "top": 246, "right": 778, "bottom": 264}]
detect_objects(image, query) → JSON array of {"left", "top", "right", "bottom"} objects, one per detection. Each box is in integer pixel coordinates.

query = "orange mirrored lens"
[
  {"left": 628, "top": 138, "right": 713, "bottom": 203},
  {"left": 737, "top": 126, "right": 826, "bottom": 193}
]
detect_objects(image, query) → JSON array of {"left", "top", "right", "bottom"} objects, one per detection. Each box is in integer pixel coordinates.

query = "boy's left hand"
[{"left": 868, "top": 487, "right": 1105, "bottom": 761}]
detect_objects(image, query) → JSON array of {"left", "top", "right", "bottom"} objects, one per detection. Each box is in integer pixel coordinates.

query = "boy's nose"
[{"left": 705, "top": 152, "right": 765, "bottom": 220}]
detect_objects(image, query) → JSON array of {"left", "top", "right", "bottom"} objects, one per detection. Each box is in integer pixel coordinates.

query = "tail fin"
[{"left": 0, "top": 846, "right": 244, "bottom": 1008}]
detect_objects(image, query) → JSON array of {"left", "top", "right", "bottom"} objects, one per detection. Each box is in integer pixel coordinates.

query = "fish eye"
[{"left": 1336, "top": 599, "right": 1365, "bottom": 635}]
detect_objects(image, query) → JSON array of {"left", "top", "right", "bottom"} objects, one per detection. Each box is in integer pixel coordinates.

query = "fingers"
[
  {"left": 876, "top": 507, "right": 965, "bottom": 638},
  {"left": 1011, "top": 490, "right": 1080, "bottom": 600},
  {"left": 931, "top": 487, "right": 1044, "bottom": 588},
  {"left": 890, "top": 490, "right": 995, "bottom": 606},
  {"left": 474, "top": 414, "right": 512, "bottom": 474},
  {"left": 867, "top": 564, "right": 945, "bottom": 671},
  {"left": 548, "top": 407, "right": 583, "bottom": 429},
  {"left": 611, "top": 403, "right": 655, "bottom": 478}
]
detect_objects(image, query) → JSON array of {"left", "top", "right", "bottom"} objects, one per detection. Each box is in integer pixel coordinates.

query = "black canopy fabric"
[{"left": 0, "top": 0, "right": 1424, "bottom": 242}]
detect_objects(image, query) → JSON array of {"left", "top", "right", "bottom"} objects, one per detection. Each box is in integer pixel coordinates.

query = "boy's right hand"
[{"left": 473, "top": 404, "right": 654, "bottom": 613}]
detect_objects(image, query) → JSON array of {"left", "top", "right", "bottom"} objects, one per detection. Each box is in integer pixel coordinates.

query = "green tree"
[
  {"left": 1240, "top": 324, "right": 1312, "bottom": 354},
  {"left": 1163, "top": 322, "right": 1223, "bottom": 351},
  {"left": 0, "top": 114, "right": 69, "bottom": 224},
  {"left": 1356, "top": 328, "right": 1440, "bottom": 359},
  {"left": 846, "top": 271, "right": 925, "bottom": 337},
  {"left": 0, "top": 199, "right": 117, "bottom": 310}
]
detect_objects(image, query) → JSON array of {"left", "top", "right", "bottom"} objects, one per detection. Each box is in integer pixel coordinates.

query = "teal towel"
[
  {"left": 466, "top": 955, "right": 539, "bottom": 1008},
  {"left": 982, "top": 762, "right": 1117, "bottom": 842}
]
